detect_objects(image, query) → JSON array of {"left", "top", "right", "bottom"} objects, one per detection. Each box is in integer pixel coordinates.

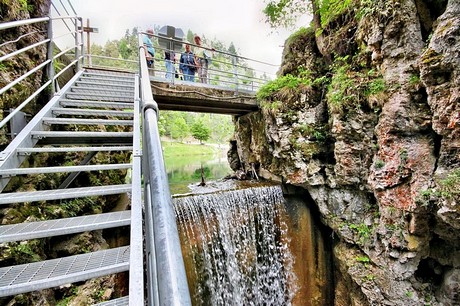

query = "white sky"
[{"left": 64, "top": 0, "right": 310, "bottom": 76}]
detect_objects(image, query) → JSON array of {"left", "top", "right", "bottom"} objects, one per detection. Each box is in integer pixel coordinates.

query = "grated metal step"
[
  {"left": 0, "top": 210, "right": 131, "bottom": 243},
  {"left": 0, "top": 246, "right": 130, "bottom": 297},
  {"left": 71, "top": 86, "right": 134, "bottom": 95},
  {"left": 92, "top": 296, "right": 129, "bottom": 306},
  {"left": 0, "top": 184, "right": 131, "bottom": 205},
  {"left": 43, "top": 117, "right": 133, "bottom": 126},
  {"left": 75, "top": 80, "right": 135, "bottom": 89},
  {"left": 17, "top": 146, "right": 133, "bottom": 154},
  {"left": 52, "top": 108, "right": 134, "bottom": 117},
  {"left": 31, "top": 131, "right": 133, "bottom": 145},
  {"left": 79, "top": 75, "right": 135, "bottom": 85},
  {"left": 59, "top": 99, "right": 134, "bottom": 110},
  {"left": 65, "top": 92, "right": 133, "bottom": 102},
  {"left": 0, "top": 163, "right": 131, "bottom": 176},
  {"left": 82, "top": 71, "right": 134, "bottom": 79}
]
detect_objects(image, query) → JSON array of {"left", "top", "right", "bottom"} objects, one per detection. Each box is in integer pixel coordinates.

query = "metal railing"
[
  {"left": 141, "top": 31, "right": 276, "bottom": 92},
  {"left": 138, "top": 34, "right": 192, "bottom": 305},
  {"left": 0, "top": 13, "right": 83, "bottom": 134}
]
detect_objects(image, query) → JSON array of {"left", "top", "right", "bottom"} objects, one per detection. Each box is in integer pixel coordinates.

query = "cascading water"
[{"left": 173, "top": 185, "right": 298, "bottom": 305}]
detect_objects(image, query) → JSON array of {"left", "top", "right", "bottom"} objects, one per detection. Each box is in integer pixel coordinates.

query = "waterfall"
[{"left": 173, "top": 185, "right": 297, "bottom": 305}]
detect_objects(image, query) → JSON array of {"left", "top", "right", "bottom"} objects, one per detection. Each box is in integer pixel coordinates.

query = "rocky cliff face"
[
  {"left": 0, "top": 0, "right": 52, "bottom": 146},
  {"left": 231, "top": 0, "right": 459, "bottom": 304}
]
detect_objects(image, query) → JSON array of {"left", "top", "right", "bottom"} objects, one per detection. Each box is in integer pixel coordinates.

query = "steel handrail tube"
[
  {"left": 138, "top": 33, "right": 191, "bottom": 306},
  {"left": 0, "top": 39, "right": 50, "bottom": 62},
  {"left": 0, "top": 17, "right": 49, "bottom": 31},
  {"left": 143, "top": 107, "right": 191, "bottom": 306}
]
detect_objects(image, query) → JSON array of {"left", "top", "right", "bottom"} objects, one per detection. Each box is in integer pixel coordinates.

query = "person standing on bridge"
[
  {"left": 164, "top": 48, "right": 176, "bottom": 80},
  {"left": 143, "top": 29, "right": 155, "bottom": 71},
  {"left": 193, "top": 35, "right": 214, "bottom": 84},
  {"left": 179, "top": 43, "right": 196, "bottom": 82}
]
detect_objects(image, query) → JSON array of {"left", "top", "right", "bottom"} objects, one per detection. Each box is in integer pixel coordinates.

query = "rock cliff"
[{"left": 230, "top": 0, "right": 459, "bottom": 304}]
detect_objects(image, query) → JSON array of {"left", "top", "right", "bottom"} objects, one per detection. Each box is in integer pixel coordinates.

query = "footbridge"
[{"left": 0, "top": 2, "right": 275, "bottom": 305}]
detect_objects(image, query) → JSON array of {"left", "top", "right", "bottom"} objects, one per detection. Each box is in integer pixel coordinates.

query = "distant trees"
[
  {"left": 191, "top": 120, "right": 211, "bottom": 144},
  {"left": 159, "top": 111, "right": 233, "bottom": 145}
]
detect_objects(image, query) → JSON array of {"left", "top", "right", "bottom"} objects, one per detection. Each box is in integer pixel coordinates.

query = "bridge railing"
[
  {"left": 141, "top": 31, "right": 277, "bottom": 92},
  {"left": 0, "top": 11, "right": 83, "bottom": 139}
]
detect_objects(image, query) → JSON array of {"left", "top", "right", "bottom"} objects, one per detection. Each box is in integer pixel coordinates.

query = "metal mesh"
[
  {"left": 52, "top": 108, "right": 134, "bottom": 118},
  {"left": 59, "top": 99, "right": 134, "bottom": 110},
  {"left": 0, "top": 184, "right": 132, "bottom": 205},
  {"left": 92, "top": 296, "right": 130, "bottom": 306},
  {"left": 0, "top": 246, "right": 129, "bottom": 291},
  {"left": 0, "top": 211, "right": 131, "bottom": 243}
]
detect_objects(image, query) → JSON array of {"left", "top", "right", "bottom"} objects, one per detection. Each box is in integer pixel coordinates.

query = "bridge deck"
[{"left": 151, "top": 79, "right": 258, "bottom": 115}]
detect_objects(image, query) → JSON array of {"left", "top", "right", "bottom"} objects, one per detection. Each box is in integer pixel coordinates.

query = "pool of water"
[{"left": 164, "top": 150, "right": 232, "bottom": 195}]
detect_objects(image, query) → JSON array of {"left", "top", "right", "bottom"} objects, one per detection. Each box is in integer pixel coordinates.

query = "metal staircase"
[{"left": 0, "top": 69, "right": 143, "bottom": 305}]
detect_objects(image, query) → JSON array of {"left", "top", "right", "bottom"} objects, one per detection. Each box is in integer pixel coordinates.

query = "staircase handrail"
[
  {"left": 0, "top": 15, "right": 83, "bottom": 130},
  {"left": 138, "top": 33, "right": 192, "bottom": 306}
]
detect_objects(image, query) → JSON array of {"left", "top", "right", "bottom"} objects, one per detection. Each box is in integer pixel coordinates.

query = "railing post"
[
  {"left": 46, "top": 15, "right": 55, "bottom": 95},
  {"left": 79, "top": 17, "right": 85, "bottom": 67},
  {"left": 74, "top": 17, "right": 80, "bottom": 71},
  {"left": 232, "top": 55, "right": 238, "bottom": 94}
]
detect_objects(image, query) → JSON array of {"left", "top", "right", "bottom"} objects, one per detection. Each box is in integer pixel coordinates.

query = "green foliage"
[
  {"left": 375, "top": 159, "right": 384, "bottom": 169},
  {"left": 357, "top": 0, "right": 379, "bottom": 19},
  {"left": 257, "top": 73, "right": 311, "bottom": 101},
  {"left": 191, "top": 119, "right": 211, "bottom": 144},
  {"left": 366, "top": 77, "right": 385, "bottom": 96},
  {"left": 409, "top": 74, "right": 421, "bottom": 85},
  {"left": 355, "top": 255, "right": 370, "bottom": 263},
  {"left": 349, "top": 223, "right": 372, "bottom": 244},
  {"left": 327, "top": 56, "right": 385, "bottom": 114},
  {"left": 159, "top": 111, "right": 233, "bottom": 144},
  {"left": 286, "top": 27, "right": 312, "bottom": 45},
  {"left": 316, "top": 0, "right": 353, "bottom": 28},
  {"left": 170, "top": 116, "right": 189, "bottom": 142},
  {"left": 438, "top": 169, "right": 460, "bottom": 199},
  {"left": 327, "top": 57, "right": 356, "bottom": 112},
  {"left": 419, "top": 169, "right": 460, "bottom": 203},
  {"left": 263, "top": 0, "right": 309, "bottom": 28}
]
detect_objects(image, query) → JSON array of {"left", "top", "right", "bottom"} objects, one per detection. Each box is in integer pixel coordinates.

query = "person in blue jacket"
[
  {"left": 143, "top": 29, "right": 155, "bottom": 69},
  {"left": 179, "top": 43, "right": 196, "bottom": 81}
]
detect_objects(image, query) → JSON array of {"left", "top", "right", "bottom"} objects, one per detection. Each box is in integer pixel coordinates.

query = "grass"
[{"left": 162, "top": 141, "right": 221, "bottom": 157}]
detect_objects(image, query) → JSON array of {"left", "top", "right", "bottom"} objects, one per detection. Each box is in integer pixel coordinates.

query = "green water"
[{"left": 164, "top": 149, "right": 232, "bottom": 195}]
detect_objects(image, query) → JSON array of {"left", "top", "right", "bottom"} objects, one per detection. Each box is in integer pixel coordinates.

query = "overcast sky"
[{"left": 63, "top": 0, "right": 309, "bottom": 75}]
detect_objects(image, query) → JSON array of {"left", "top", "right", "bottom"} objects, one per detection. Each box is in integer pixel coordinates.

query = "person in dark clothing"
[{"left": 179, "top": 43, "right": 196, "bottom": 81}]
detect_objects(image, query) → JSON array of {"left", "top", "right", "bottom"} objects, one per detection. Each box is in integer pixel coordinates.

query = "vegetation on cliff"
[{"left": 228, "top": 0, "right": 458, "bottom": 304}]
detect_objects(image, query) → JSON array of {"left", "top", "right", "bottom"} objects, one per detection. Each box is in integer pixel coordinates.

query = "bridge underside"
[{"left": 150, "top": 81, "right": 258, "bottom": 115}]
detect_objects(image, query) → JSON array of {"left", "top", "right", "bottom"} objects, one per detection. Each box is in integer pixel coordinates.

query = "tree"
[
  {"left": 228, "top": 42, "right": 237, "bottom": 55},
  {"left": 170, "top": 117, "right": 189, "bottom": 142},
  {"left": 263, "top": 0, "right": 309, "bottom": 29},
  {"left": 191, "top": 119, "right": 211, "bottom": 144}
]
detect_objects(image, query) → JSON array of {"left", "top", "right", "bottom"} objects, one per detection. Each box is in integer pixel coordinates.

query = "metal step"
[
  {"left": 17, "top": 146, "right": 133, "bottom": 154},
  {"left": 0, "top": 184, "right": 131, "bottom": 205},
  {"left": 92, "top": 296, "right": 129, "bottom": 306},
  {"left": 79, "top": 75, "right": 135, "bottom": 85},
  {"left": 75, "top": 80, "right": 135, "bottom": 89},
  {"left": 0, "top": 210, "right": 131, "bottom": 243},
  {"left": 59, "top": 99, "right": 134, "bottom": 110},
  {"left": 0, "top": 246, "right": 130, "bottom": 297},
  {"left": 0, "top": 163, "right": 131, "bottom": 176},
  {"left": 82, "top": 71, "right": 134, "bottom": 80},
  {"left": 43, "top": 117, "right": 133, "bottom": 126},
  {"left": 52, "top": 107, "right": 134, "bottom": 117},
  {"left": 71, "top": 86, "right": 134, "bottom": 95},
  {"left": 30, "top": 131, "right": 133, "bottom": 145},
  {"left": 65, "top": 92, "right": 133, "bottom": 102}
]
